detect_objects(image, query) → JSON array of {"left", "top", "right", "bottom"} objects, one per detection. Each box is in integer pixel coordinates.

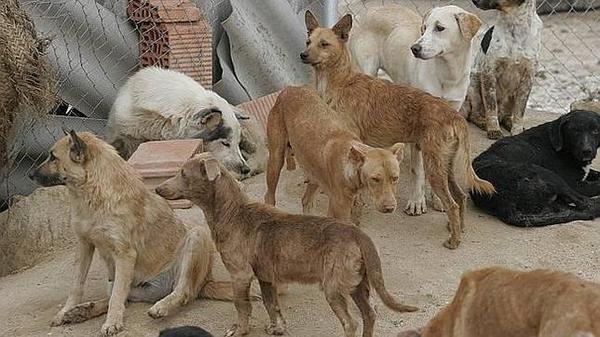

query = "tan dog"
[
  {"left": 156, "top": 153, "right": 418, "bottom": 337},
  {"left": 398, "top": 267, "right": 600, "bottom": 337},
  {"left": 265, "top": 86, "right": 404, "bottom": 225},
  {"left": 29, "top": 131, "right": 231, "bottom": 336},
  {"left": 300, "top": 12, "right": 495, "bottom": 249}
]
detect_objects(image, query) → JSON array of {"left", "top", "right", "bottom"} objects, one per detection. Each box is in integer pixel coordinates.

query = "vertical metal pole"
[{"left": 325, "top": 0, "right": 338, "bottom": 26}]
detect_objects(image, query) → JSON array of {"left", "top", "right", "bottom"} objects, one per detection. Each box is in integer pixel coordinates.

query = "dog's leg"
[
  {"left": 51, "top": 240, "right": 95, "bottom": 326},
  {"left": 225, "top": 271, "right": 254, "bottom": 337},
  {"left": 448, "top": 172, "right": 468, "bottom": 233},
  {"left": 480, "top": 67, "right": 503, "bottom": 139},
  {"left": 350, "top": 278, "right": 375, "bottom": 337},
  {"left": 265, "top": 112, "right": 287, "bottom": 206},
  {"left": 101, "top": 250, "right": 136, "bottom": 337},
  {"left": 258, "top": 280, "right": 286, "bottom": 335},
  {"left": 508, "top": 66, "right": 534, "bottom": 135},
  {"left": 302, "top": 181, "right": 320, "bottom": 215},
  {"left": 405, "top": 145, "right": 427, "bottom": 215},
  {"left": 324, "top": 290, "right": 358, "bottom": 337}
]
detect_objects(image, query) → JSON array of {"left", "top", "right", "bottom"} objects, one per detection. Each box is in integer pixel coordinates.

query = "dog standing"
[
  {"left": 398, "top": 267, "right": 600, "bottom": 337},
  {"left": 265, "top": 86, "right": 404, "bottom": 225},
  {"left": 461, "top": 0, "right": 542, "bottom": 139},
  {"left": 350, "top": 4, "right": 482, "bottom": 214},
  {"left": 156, "top": 153, "right": 418, "bottom": 337},
  {"left": 107, "top": 67, "right": 252, "bottom": 177},
  {"left": 301, "top": 11, "right": 494, "bottom": 249},
  {"left": 29, "top": 131, "right": 231, "bottom": 336}
]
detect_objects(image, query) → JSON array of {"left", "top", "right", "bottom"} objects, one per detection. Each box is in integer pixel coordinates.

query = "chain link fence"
[{"left": 1, "top": 0, "right": 599, "bottom": 210}]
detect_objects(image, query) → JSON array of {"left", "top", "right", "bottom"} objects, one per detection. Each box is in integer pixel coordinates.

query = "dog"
[
  {"left": 471, "top": 110, "right": 600, "bottom": 226},
  {"left": 159, "top": 326, "right": 213, "bottom": 337},
  {"left": 156, "top": 153, "right": 418, "bottom": 337},
  {"left": 265, "top": 86, "right": 404, "bottom": 225},
  {"left": 29, "top": 131, "right": 232, "bottom": 336},
  {"left": 107, "top": 67, "right": 252, "bottom": 177},
  {"left": 350, "top": 4, "right": 482, "bottom": 215},
  {"left": 461, "top": 0, "right": 543, "bottom": 139},
  {"left": 301, "top": 11, "right": 495, "bottom": 249},
  {"left": 397, "top": 267, "right": 600, "bottom": 337}
]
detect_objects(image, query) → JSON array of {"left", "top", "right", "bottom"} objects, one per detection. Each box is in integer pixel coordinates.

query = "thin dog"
[
  {"left": 29, "top": 131, "right": 231, "bottom": 336},
  {"left": 301, "top": 11, "right": 495, "bottom": 249},
  {"left": 156, "top": 153, "right": 418, "bottom": 337},
  {"left": 265, "top": 86, "right": 404, "bottom": 225}
]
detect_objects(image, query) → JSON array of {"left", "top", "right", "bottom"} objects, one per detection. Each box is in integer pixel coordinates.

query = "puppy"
[
  {"left": 472, "top": 110, "right": 600, "bottom": 226},
  {"left": 156, "top": 153, "right": 418, "bottom": 337},
  {"left": 29, "top": 131, "right": 231, "bottom": 336},
  {"left": 301, "top": 11, "right": 495, "bottom": 249},
  {"left": 398, "top": 267, "right": 600, "bottom": 337},
  {"left": 107, "top": 67, "right": 252, "bottom": 177},
  {"left": 461, "top": 0, "right": 543, "bottom": 139},
  {"left": 265, "top": 86, "right": 404, "bottom": 225},
  {"left": 159, "top": 326, "right": 213, "bottom": 337},
  {"left": 350, "top": 4, "right": 482, "bottom": 214}
]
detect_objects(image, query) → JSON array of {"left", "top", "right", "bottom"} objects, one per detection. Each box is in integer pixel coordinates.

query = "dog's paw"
[
  {"left": 265, "top": 323, "right": 286, "bottom": 335},
  {"left": 101, "top": 321, "right": 124, "bottom": 336},
  {"left": 487, "top": 129, "right": 503, "bottom": 139},
  {"left": 443, "top": 238, "right": 461, "bottom": 250},
  {"left": 404, "top": 198, "right": 427, "bottom": 216},
  {"left": 50, "top": 310, "right": 69, "bottom": 327},
  {"left": 224, "top": 324, "right": 249, "bottom": 337},
  {"left": 147, "top": 303, "right": 169, "bottom": 319},
  {"left": 59, "top": 302, "right": 96, "bottom": 324},
  {"left": 431, "top": 194, "right": 445, "bottom": 212}
]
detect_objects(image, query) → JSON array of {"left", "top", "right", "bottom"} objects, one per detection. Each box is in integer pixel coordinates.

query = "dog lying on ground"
[
  {"left": 302, "top": 11, "right": 495, "bottom": 249},
  {"left": 156, "top": 153, "right": 418, "bottom": 337},
  {"left": 107, "top": 67, "right": 253, "bottom": 178},
  {"left": 29, "top": 131, "right": 232, "bottom": 336},
  {"left": 397, "top": 267, "right": 600, "bottom": 337},
  {"left": 471, "top": 110, "right": 600, "bottom": 226},
  {"left": 265, "top": 86, "right": 404, "bottom": 225},
  {"left": 461, "top": 0, "right": 543, "bottom": 139},
  {"left": 159, "top": 326, "right": 213, "bottom": 337},
  {"left": 350, "top": 4, "right": 482, "bottom": 215}
]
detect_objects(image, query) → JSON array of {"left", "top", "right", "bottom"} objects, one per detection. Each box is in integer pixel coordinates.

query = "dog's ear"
[
  {"left": 305, "top": 10, "right": 320, "bottom": 35},
  {"left": 421, "top": 9, "right": 433, "bottom": 34},
  {"left": 198, "top": 108, "right": 223, "bottom": 131},
  {"left": 549, "top": 114, "right": 569, "bottom": 151},
  {"left": 68, "top": 130, "right": 87, "bottom": 163},
  {"left": 203, "top": 157, "right": 221, "bottom": 181},
  {"left": 389, "top": 143, "right": 405, "bottom": 162},
  {"left": 349, "top": 144, "right": 366, "bottom": 166},
  {"left": 455, "top": 12, "right": 482, "bottom": 40},
  {"left": 332, "top": 14, "right": 352, "bottom": 42}
]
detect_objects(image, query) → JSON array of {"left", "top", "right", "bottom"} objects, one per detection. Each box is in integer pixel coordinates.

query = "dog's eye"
[
  {"left": 320, "top": 41, "right": 330, "bottom": 48},
  {"left": 435, "top": 25, "right": 445, "bottom": 32},
  {"left": 221, "top": 141, "right": 231, "bottom": 147},
  {"left": 391, "top": 176, "right": 399, "bottom": 182},
  {"left": 48, "top": 152, "right": 57, "bottom": 162},
  {"left": 306, "top": 39, "right": 310, "bottom": 46},
  {"left": 594, "top": 129, "right": 600, "bottom": 135},
  {"left": 371, "top": 177, "right": 381, "bottom": 183}
]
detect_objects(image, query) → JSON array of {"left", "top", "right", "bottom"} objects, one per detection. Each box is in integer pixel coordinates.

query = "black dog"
[
  {"left": 471, "top": 110, "right": 600, "bottom": 226},
  {"left": 159, "top": 326, "right": 213, "bottom": 337}
]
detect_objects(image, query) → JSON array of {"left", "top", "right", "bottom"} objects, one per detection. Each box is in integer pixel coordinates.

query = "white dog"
[
  {"left": 107, "top": 67, "right": 252, "bottom": 177},
  {"left": 461, "top": 0, "right": 542, "bottom": 139},
  {"left": 350, "top": 5, "right": 482, "bottom": 215}
]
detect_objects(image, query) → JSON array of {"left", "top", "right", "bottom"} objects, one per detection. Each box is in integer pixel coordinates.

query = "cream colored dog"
[{"left": 350, "top": 5, "right": 482, "bottom": 215}]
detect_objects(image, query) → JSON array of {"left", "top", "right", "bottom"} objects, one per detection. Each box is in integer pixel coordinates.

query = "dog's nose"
[
  {"left": 411, "top": 44, "right": 422, "bottom": 57},
  {"left": 155, "top": 186, "right": 164, "bottom": 195},
  {"left": 300, "top": 51, "right": 309, "bottom": 60},
  {"left": 240, "top": 165, "right": 251, "bottom": 175}
]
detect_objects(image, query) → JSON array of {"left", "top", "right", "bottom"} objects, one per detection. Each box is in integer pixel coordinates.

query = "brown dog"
[
  {"left": 301, "top": 11, "right": 495, "bottom": 249},
  {"left": 398, "top": 267, "right": 600, "bottom": 337},
  {"left": 29, "top": 131, "right": 231, "bottom": 336},
  {"left": 265, "top": 86, "right": 404, "bottom": 225},
  {"left": 156, "top": 153, "right": 418, "bottom": 337}
]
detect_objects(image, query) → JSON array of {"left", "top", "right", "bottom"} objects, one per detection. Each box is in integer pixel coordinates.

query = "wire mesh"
[{"left": 1, "top": 0, "right": 599, "bottom": 211}]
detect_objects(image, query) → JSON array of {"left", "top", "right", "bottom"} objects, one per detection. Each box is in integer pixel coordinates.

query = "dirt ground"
[{"left": 2, "top": 110, "right": 600, "bottom": 337}]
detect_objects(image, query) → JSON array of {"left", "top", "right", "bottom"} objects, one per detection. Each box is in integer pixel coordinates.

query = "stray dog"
[
  {"left": 156, "top": 153, "right": 418, "bottom": 337},
  {"left": 472, "top": 110, "right": 600, "bottom": 226},
  {"left": 107, "top": 67, "right": 252, "bottom": 177},
  {"left": 29, "top": 131, "right": 232, "bottom": 336},
  {"left": 265, "top": 86, "right": 404, "bottom": 225},
  {"left": 159, "top": 326, "right": 213, "bottom": 337},
  {"left": 461, "top": 0, "right": 543, "bottom": 139},
  {"left": 350, "top": 4, "right": 482, "bottom": 215},
  {"left": 397, "top": 267, "right": 600, "bottom": 337},
  {"left": 302, "top": 11, "right": 495, "bottom": 249}
]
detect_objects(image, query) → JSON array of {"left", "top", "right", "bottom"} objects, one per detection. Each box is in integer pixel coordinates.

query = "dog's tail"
[
  {"left": 355, "top": 231, "right": 419, "bottom": 313},
  {"left": 453, "top": 118, "right": 495, "bottom": 195}
]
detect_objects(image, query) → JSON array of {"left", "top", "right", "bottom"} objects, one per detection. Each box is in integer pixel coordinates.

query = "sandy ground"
[{"left": 2, "top": 110, "right": 600, "bottom": 337}]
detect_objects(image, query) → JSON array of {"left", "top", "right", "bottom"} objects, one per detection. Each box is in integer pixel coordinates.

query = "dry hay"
[{"left": 0, "top": 0, "right": 56, "bottom": 168}]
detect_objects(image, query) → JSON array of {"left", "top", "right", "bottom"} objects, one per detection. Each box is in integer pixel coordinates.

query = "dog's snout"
[
  {"left": 411, "top": 44, "right": 422, "bottom": 57},
  {"left": 240, "top": 165, "right": 251, "bottom": 175},
  {"left": 155, "top": 185, "right": 164, "bottom": 196},
  {"left": 300, "top": 51, "right": 309, "bottom": 60}
]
